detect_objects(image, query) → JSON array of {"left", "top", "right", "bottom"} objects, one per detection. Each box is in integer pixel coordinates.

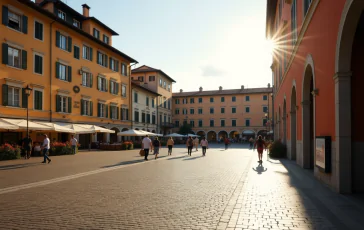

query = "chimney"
[
  {"left": 35, "top": 0, "right": 44, "bottom": 4},
  {"left": 82, "top": 4, "right": 90, "bottom": 17},
  {"left": 241, "top": 85, "right": 244, "bottom": 90},
  {"left": 268, "top": 83, "right": 271, "bottom": 88},
  {"left": 199, "top": 87, "right": 203, "bottom": 92},
  {"left": 219, "top": 86, "right": 222, "bottom": 91},
  {"left": 180, "top": 89, "right": 183, "bottom": 93}
]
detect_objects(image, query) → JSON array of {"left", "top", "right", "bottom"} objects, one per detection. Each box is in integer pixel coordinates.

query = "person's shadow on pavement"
[{"left": 253, "top": 164, "right": 267, "bottom": 174}]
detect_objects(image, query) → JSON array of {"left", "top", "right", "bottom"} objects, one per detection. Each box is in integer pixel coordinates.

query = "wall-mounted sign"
[
  {"left": 73, "top": 101, "right": 80, "bottom": 108},
  {"left": 315, "top": 136, "right": 331, "bottom": 173}
]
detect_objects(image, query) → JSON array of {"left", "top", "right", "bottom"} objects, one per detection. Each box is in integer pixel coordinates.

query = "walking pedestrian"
[
  {"left": 152, "top": 137, "right": 161, "bottom": 159},
  {"left": 142, "top": 135, "right": 152, "bottom": 161},
  {"left": 22, "top": 135, "right": 33, "bottom": 159},
  {"left": 200, "top": 137, "right": 208, "bottom": 156},
  {"left": 193, "top": 137, "right": 199, "bottom": 151},
  {"left": 167, "top": 137, "right": 174, "bottom": 155},
  {"left": 70, "top": 135, "right": 78, "bottom": 154},
  {"left": 186, "top": 136, "right": 193, "bottom": 156},
  {"left": 224, "top": 137, "right": 230, "bottom": 150},
  {"left": 41, "top": 134, "right": 51, "bottom": 164},
  {"left": 254, "top": 135, "right": 267, "bottom": 163},
  {"left": 249, "top": 137, "right": 254, "bottom": 149}
]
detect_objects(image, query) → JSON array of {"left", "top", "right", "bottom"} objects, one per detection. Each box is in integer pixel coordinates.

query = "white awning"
[
  {"left": 75, "top": 124, "right": 115, "bottom": 134},
  {"left": 1, "top": 118, "right": 52, "bottom": 131},
  {"left": 53, "top": 123, "right": 95, "bottom": 134},
  {"left": 34, "top": 121, "right": 75, "bottom": 133},
  {"left": 242, "top": 130, "right": 255, "bottom": 134},
  {"left": 165, "top": 133, "right": 185, "bottom": 137},
  {"left": 0, "top": 119, "right": 19, "bottom": 130}
]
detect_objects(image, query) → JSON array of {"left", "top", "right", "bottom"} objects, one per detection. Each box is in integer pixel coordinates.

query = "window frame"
[
  {"left": 59, "top": 95, "right": 69, "bottom": 113},
  {"left": 58, "top": 63, "right": 68, "bottom": 81},
  {"left": 121, "top": 63, "right": 127, "bottom": 76},
  {"left": 82, "top": 99, "right": 92, "bottom": 116},
  {"left": 82, "top": 45, "right": 92, "bottom": 61},
  {"left": 121, "top": 85, "right": 127, "bottom": 98},
  {"left": 103, "top": 34, "right": 109, "bottom": 44},
  {"left": 93, "top": 28, "right": 100, "bottom": 39},
  {"left": 59, "top": 33, "right": 67, "bottom": 51},
  {"left": 73, "top": 19, "right": 80, "bottom": 28},
  {"left": 245, "top": 119, "right": 251, "bottom": 127},
  {"left": 33, "top": 53, "right": 43, "bottom": 75},
  {"left": 98, "top": 76, "right": 107, "bottom": 92},
  {"left": 58, "top": 10, "right": 66, "bottom": 20},
  {"left": 210, "top": 97, "right": 214, "bottom": 103},
  {"left": 232, "top": 119, "right": 237, "bottom": 127},
  {"left": 220, "top": 119, "right": 225, "bottom": 127},
  {"left": 210, "top": 108, "right": 214, "bottom": 114},
  {"left": 7, "top": 10, "right": 22, "bottom": 32},
  {"left": 232, "top": 96, "right": 236, "bottom": 102},
  {"left": 232, "top": 107, "right": 236, "bottom": 114},
  {"left": 33, "top": 89, "right": 43, "bottom": 111},
  {"left": 7, "top": 46, "right": 22, "bottom": 69},
  {"left": 34, "top": 19, "right": 44, "bottom": 41},
  {"left": 97, "top": 51, "right": 108, "bottom": 67},
  {"left": 7, "top": 86, "right": 21, "bottom": 107},
  {"left": 245, "top": 95, "right": 250, "bottom": 101},
  {"left": 110, "top": 105, "right": 118, "bottom": 120}
]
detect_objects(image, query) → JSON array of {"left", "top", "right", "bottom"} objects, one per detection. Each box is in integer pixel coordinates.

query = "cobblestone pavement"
[{"left": 0, "top": 145, "right": 363, "bottom": 229}]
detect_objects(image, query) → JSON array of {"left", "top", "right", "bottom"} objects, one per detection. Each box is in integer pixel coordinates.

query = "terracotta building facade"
[
  {"left": 266, "top": 0, "right": 364, "bottom": 193},
  {"left": 0, "top": 0, "right": 137, "bottom": 147},
  {"left": 172, "top": 85, "right": 273, "bottom": 142}
]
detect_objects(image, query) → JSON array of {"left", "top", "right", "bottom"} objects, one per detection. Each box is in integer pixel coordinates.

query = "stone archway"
[
  {"left": 229, "top": 131, "right": 239, "bottom": 139},
  {"left": 218, "top": 131, "right": 228, "bottom": 142},
  {"left": 336, "top": 0, "right": 364, "bottom": 193},
  {"left": 207, "top": 131, "right": 216, "bottom": 142},
  {"left": 302, "top": 56, "right": 315, "bottom": 169},
  {"left": 283, "top": 99, "right": 287, "bottom": 144},
  {"left": 197, "top": 131, "right": 206, "bottom": 138},
  {"left": 290, "top": 86, "right": 297, "bottom": 161},
  {"left": 110, "top": 127, "right": 120, "bottom": 143}
]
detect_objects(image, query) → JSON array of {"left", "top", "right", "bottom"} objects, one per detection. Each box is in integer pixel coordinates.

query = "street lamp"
[{"left": 24, "top": 85, "right": 33, "bottom": 138}]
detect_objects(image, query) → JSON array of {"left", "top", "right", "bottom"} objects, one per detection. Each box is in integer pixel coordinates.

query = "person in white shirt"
[
  {"left": 70, "top": 135, "right": 78, "bottom": 154},
  {"left": 141, "top": 135, "right": 152, "bottom": 161},
  {"left": 41, "top": 134, "right": 51, "bottom": 163},
  {"left": 200, "top": 137, "right": 209, "bottom": 156},
  {"left": 193, "top": 137, "right": 199, "bottom": 151}
]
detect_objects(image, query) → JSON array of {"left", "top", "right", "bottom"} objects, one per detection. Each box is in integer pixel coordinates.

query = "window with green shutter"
[
  {"left": 74, "top": 46, "right": 80, "bottom": 59},
  {"left": 34, "top": 21, "right": 43, "bottom": 41},
  {"left": 2, "top": 84, "right": 8, "bottom": 106},
  {"left": 34, "top": 90, "right": 43, "bottom": 110},
  {"left": 3, "top": 7, "right": 28, "bottom": 33},
  {"left": 34, "top": 54, "right": 43, "bottom": 74},
  {"left": 2, "top": 43, "right": 8, "bottom": 65}
]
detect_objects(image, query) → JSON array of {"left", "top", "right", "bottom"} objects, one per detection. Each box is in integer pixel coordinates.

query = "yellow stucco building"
[{"left": 0, "top": 0, "right": 137, "bottom": 147}]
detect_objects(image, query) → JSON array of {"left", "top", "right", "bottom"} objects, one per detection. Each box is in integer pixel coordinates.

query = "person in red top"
[
  {"left": 224, "top": 137, "right": 230, "bottom": 150},
  {"left": 254, "top": 135, "right": 267, "bottom": 163}
]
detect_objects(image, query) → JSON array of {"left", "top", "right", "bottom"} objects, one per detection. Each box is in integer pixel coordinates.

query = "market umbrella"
[
  {"left": 165, "top": 133, "right": 185, "bottom": 137},
  {"left": 117, "top": 129, "right": 145, "bottom": 136},
  {"left": 34, "top": 121, "right": 75, "bottom": 133},
  {"left": 76, "top": 124, "right": 115, "bottom": 134}
]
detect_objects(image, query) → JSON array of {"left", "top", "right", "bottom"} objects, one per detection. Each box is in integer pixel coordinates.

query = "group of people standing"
[{"left": 141, "top": 135, "right": 170, "bottom": 161}]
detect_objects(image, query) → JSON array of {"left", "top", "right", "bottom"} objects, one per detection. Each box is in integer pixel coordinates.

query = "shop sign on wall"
[{"left": 315, "top": 136, "right": 331, "bottom": 173}]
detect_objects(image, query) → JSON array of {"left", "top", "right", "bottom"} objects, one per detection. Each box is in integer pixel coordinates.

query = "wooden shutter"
[
  {"left": 120, "top": 108, "right": 123, "bottom": 120},
  {"left": 109, "top": 80, "right": 112, "bottom": 94},
  {"left": 105, "top": 55, "right": 108, "bottom": 68},
  {"left": 22, "top": 15, "right": 28, "bottom": 34},
  {"left": 2, "top": 43, "right": 8, "bottom": 64},
  {"left": 21, "top": 50, "right": 27, "bottom": 70},
  {"left": 56, "top": 31, "right": 60, "bottom": 48},
  {"left": 38, "top": 91, "right": 43, "bottom": 110},
  {"left": 90, "top": 74, "right": 93, "bottom": 88},
  {"left": 109, "top": 57, "right": 112, "bottom": 69},
  {"left": 97, "top": 76, "right": 101, "bottom": 90},
  {"left": 97, "top": 103, "right": 101, "bottom": 117},
  {"left": 105, "top": 79, "right": 108, "bottom": 92},
  {"left": 2, "top": 84, "right": 8, "bottom": 106},
  {"left": 97, "top": 51, "right": 100, "bottom": 64},
  {"left": 90, "top": 101, "right": 93, "bottom": 116},
  {"left": 56, "top": 95, "right": 61, "bottom": 112},
  {"left": 68, "top": 36, "right": 72, "bottom": 52},
  {"left": 67, "top": 66, "right": 72, "bottom": 82},
  {"left": 68, "top": 97, "right": 72, "bottom": 113},
  {"left": 116, "top": 83, "right": 119, "bottom": 95},
  {"left": 2, "top": 6, "right": 8, "bottom": 26},
  {"left": 126, "top": 109, "right": 129, "bottom": 120},
  {"left": 117, "top": 107, "right": 119, "bottom": 119},
  {"left": 116, "top": 61, "right": 119, "bottom": 72},
  {"left": 89, "top": 47, "right": 93, "bottom": 61},
  {"left": 105, "top": 105, "right": 108, "bottom": 118},
  {"left": 80, "top": 99, "right": 84, "bottom": 115},
  {"left": 55, "top": 62, "right": 60, "bottom": 79},
  {"left": 22, "top": 88, "right": 27, "bottom": 108},
  {"left": 74, "top": 46, "right": 79, "bottom": 59}
]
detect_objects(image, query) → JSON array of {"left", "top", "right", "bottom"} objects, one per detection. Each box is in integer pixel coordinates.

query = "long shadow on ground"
[
  {"left": 167, "top": 155, "right": 188, "bottom": 160},
  {"left": 183, "top": 156, "right": 203, "bottom": 161},
  {"left": 102, "top": 156, "right": 168, "bottom": 168},
  {"left": 0, "top": 162, "right": 40, "bottom": 170}
]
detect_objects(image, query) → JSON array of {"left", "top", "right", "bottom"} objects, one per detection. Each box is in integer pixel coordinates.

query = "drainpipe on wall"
[{"left": 49, "top": 20, "right": 55, "bottom": 122}]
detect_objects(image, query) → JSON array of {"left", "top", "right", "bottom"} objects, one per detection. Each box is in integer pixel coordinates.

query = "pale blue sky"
[{"left": 59, "top": 0, "right": 272, "bottom": 92}]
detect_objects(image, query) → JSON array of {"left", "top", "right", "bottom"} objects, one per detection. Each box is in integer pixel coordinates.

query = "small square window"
[
  {"left": 210, "top": 97, "right": 214, "bottom": 103},
  {"left": 34, "top": 54, "right": 43, "bottom": 75},
  {"left": 245, "top": 96, "right": 250, "bottom": 101},
  {"left": 263, "top": 95, "right": 268, "bottom": 100},
  {"left": 232, "top": 96, "right": 236, "bottom": 102}
]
